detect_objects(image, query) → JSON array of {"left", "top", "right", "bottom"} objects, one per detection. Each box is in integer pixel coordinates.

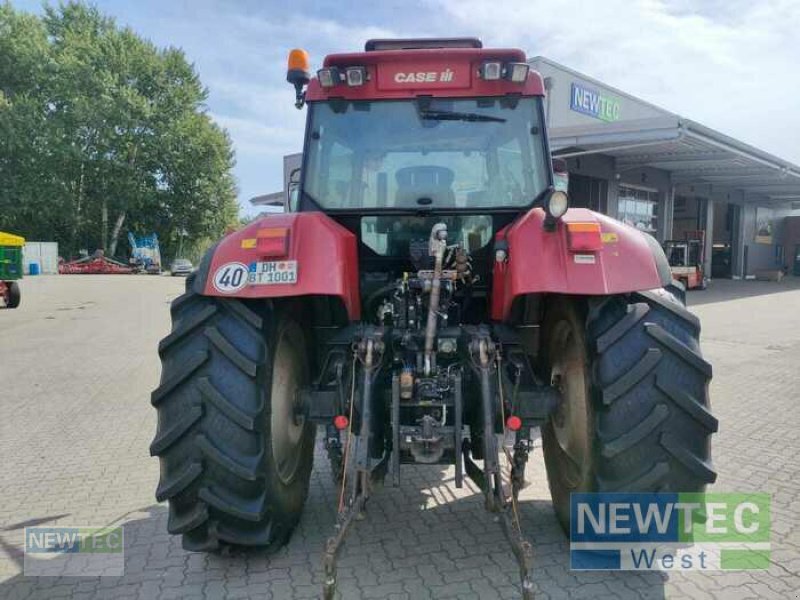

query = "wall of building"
[
  {"left": 673, "top": 195, "right": 704, "bottom": 240},
  {"left": 563, "top": 153, "right": 615, "bottom": 214},
  {"left": 530, "top": 57, "right": 672, "bottom": 130},
  {"left": 736, "top": 203, "right": 796, "bottom": 275},
  {"left": 784, "top": 216, "right": 800, "bottom": 273},
  {"left": 563, "top": 154, "right": 674, "bottom": 242},
  {"left": 532, "top": 55, "right": 800, "bottom": 279}
]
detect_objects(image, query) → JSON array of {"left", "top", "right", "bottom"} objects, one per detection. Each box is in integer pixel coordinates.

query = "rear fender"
[
  {"left": 491, "top": 208, "right": 671, "bottom": 321},
  {"left": 194, "top": 212, "right": 361, "bottom": 320}
]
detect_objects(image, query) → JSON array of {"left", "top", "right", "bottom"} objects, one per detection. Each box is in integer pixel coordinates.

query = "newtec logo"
[
  {"left": 570, "top": 83, "right": 621, "bottom": 123},
  {"left": 24, "top": 526, "right": 124, "bottom": 576},
  {"left": 570, "top": 493, "right": 770, "bottom": 571},
  {"left": 25, "top": 527, "right": 123, "bottom": 554}
]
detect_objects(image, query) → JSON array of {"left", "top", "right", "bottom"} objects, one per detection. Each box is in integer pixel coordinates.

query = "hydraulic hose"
[{"left": 424, "top": 223, "right": 447, "bottom": 375}]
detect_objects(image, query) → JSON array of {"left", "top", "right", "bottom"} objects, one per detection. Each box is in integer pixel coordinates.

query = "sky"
[{"left": 13, "top": 0, "right": 800, "bottom": 216}]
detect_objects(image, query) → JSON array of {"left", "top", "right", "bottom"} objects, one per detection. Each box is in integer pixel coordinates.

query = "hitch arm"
[
  {"left": 467, "top": 336, "right": 536, "bottom": 600},
  {"left": 322, "top": 473, "right": 368, "bottom": 600}
]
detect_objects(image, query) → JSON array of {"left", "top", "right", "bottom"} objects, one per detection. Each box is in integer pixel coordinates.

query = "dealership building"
[{"left": 253, "top": 56, "right": 800, "bottom": 279}]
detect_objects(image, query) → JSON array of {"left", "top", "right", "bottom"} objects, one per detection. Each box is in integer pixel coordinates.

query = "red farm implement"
[{"left": 58, "top": 251, "right": 133, "bottom": 274}]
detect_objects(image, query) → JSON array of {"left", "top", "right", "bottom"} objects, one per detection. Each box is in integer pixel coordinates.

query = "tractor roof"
[{"left": 305, "top": 38, "right": 545, "bottom": 102}]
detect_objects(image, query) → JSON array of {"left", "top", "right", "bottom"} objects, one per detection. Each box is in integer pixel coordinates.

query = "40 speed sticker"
[{"left": 213, "top": 262, "right": 248, "bottom": 293}]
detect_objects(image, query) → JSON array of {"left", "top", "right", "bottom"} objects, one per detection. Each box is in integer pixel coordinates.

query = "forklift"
[{"left": 663, "top": 229, "right": 707, "bottom": 290}]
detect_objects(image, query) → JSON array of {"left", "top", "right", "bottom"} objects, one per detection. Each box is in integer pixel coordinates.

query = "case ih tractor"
[{"left": 151, "top": 38, "right": 716, "bottom": 598}]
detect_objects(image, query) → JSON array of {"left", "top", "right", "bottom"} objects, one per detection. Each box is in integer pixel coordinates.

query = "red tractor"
[{"left": 151, "top": 39, "right": 716, "bottom": 598}]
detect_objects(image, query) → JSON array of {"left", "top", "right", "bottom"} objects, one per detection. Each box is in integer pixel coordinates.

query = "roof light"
[
  {"left": 286, "top": 49, "right": 310, "bottom": 84},
  {"left": 506, "top": 62, "right": 529, "bottom": 83},
  {"left": 345, "top": 66, "right": 367, "bottom": 86},
  {"left": 480, "top": 61, "right": 502, "bottom": 81},
  {"left": 317, "top": 67, "right": 341, "bottom": 88},
  {"left": 286, "top": 48, "right": 311, "bottom": 109}
]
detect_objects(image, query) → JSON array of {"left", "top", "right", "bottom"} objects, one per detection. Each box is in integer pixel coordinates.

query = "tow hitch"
[{"left": 320, "top": 330, "right": 544, "bottom": 600}]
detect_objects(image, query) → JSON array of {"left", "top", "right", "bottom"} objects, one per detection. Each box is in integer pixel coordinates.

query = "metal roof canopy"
[
  {"left": 250, "top": 191, "right": 285, "bottom": 206},
  {"left": 550, "top": 117, "right": 800, "bottom": 203}
]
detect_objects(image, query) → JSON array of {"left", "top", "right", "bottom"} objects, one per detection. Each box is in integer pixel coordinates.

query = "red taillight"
[
  {"left": 256, "top": 227, "right": 289, "bottom": 257},
  {"left": 566, "top": 222, "right": 602, "bottom": 252}
]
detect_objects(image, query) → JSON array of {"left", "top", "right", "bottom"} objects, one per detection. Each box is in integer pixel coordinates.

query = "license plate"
[{"left": 249, "top": 261, "right": 298, "bottom": 285}]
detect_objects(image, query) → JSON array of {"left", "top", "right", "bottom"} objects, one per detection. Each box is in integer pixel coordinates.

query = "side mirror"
[
  {"left": 287, "top": 168, "right": 301, "bottom": 212},
  {"left": 286, "top": 49, "right": 311, "bottom": 109},
  {"left": 552, "top": 157, "right": 569, "bottom": 192}
]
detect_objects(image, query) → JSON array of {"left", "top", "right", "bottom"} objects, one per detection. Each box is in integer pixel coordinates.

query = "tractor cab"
[
  {"left": 288, "top": 39, "right": 563, "bottom": 217},
  {"left": 286, "top": 39, "right": 567, "bottom": 322}
]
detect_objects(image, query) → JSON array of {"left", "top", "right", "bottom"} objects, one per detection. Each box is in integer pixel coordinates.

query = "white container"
[{"left": 23, "top": 242, "right": 59, "bottom": 275}]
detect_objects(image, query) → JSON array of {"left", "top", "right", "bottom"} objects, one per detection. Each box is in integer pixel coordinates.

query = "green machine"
[{"left": 0, "top": 231, "right": 24, "bottom": 309}]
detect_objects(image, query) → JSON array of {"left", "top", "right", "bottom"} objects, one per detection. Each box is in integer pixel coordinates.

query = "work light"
[
  {"left": 547, "top": 190, "right": 570, "bottom": 219},
  {"left": 317, "top": 67, "right": 341, "bottom": 88},
  {"left": 345, "top": 66, "right": 367, "bottom": 86},
  {"left": 547, "top": 190, "right": 569, "bottom": 219},
  {"left": 506, "top": 63, "right": 529, "bottom": 83},
  {"left": 479, "top": 61, "right": 502, "bottom": 80}
]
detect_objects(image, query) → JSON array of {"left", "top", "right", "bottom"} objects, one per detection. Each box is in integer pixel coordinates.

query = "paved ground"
[{"left": 1, "top": 275, "right": 799, "bottom": 599}]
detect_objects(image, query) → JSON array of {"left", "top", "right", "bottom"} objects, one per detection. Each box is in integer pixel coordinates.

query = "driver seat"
[{"left": 395, "top": 166, "right": 456, "bottom": 206}]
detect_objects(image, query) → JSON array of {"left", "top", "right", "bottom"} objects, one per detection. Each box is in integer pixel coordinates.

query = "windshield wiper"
[{"left": 420, "top": 110, "right": 506, "bottom": 123}]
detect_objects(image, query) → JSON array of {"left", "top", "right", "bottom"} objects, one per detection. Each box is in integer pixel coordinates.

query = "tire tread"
[{"left": 151, "top": 291, "right": 313, "bottom": 552}]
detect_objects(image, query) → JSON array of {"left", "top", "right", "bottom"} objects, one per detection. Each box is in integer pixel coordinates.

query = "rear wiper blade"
[{"left": 420, "top": 110, "right": 506, "bottom": 123}]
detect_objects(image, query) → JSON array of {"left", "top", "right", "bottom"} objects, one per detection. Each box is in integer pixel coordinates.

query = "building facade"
[{"left": 531, "top": 56, "right": 800, "bottom": 278}]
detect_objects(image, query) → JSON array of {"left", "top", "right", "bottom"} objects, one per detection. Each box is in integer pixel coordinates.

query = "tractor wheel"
[
  {"left": 7, "top": 281, "right": 21, "bottom": 309},
  {"left": 150, "top": 274, "right": 315, "bottom": 551},
  {"left": 541, "top": 287, "right": 717, "bottom": 532}
]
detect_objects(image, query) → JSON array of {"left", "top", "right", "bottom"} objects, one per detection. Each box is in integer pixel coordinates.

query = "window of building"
[{"left": 618, "top": 185, "right": 658, "bottom": 235}]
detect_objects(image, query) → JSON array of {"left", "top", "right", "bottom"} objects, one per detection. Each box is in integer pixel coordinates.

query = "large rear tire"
[
  {"left": 542, "top": 286, "right": 718, "bottom": 531},
  {"left": 7, "top": 281, "right": 20, "bottom": 309},
  {"left": 150, "top": 274, "right": 315, "bottom": 551}
]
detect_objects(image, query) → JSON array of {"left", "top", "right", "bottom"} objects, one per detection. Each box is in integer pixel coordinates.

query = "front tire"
[
  {"left": 150, "top": 275, "right": 315, "bottom": 551},
  {"left": 542, "top": 287, "right": 718, "bottom": 531}
]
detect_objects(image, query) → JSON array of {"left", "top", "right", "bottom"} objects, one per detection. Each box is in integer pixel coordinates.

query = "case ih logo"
[
  {"left": 393, "top": 69, "right": 455, "bottom": 83},
  {"left": 378, "top": 63, "right": 469, "bottom": 90}
]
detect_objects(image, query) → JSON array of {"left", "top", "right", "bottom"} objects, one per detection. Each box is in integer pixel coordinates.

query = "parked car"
[{"left": 169, "top": 258, "right": 193, "bottom": 276}]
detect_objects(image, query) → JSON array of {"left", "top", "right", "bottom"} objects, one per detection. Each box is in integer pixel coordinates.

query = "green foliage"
[{"left": 0, "top": 1, "right": 239, "bottom": 260}]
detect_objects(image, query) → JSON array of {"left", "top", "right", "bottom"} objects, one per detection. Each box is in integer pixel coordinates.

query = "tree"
[{"left": 0, "top": 1, "right": 239, "bottom": 260}]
